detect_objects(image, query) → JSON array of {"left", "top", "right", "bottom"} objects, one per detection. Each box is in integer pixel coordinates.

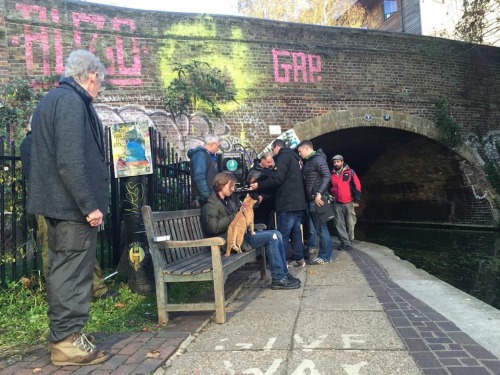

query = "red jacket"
[{"left": 330, "top": 165, "right": 361, "bottom": 204}]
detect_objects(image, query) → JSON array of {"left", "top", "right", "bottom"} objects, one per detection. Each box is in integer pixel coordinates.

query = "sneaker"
[
  {"left": 286, "top": 272, "right": 301, "bottom": 284},
  {"left": 308, "top": 257, "right": 333, "bottom": 265},
  {"left": 51, "top": 333, "right": 109, "bottom": 366},
  {"left": 338, "top": 243, "right": 352, "bottom": 250},
  {"left": 287, "top": 259, "right": 305, "bottom": 268},
  {"left": 48, "top": 334, "right": 96, "bottom": 352},
  {"left": 271, "top": 277, "right": 301, "bottom": 290}
]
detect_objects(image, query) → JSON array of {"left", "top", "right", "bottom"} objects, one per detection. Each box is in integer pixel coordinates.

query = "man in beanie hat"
[{"left": 330, "top": 155, "right": 361, "bottom": 250}]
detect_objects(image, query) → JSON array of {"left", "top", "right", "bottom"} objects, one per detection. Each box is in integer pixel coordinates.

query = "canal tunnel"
[{"left": 309, "top": 126, "right": 495, "bottom": 227}]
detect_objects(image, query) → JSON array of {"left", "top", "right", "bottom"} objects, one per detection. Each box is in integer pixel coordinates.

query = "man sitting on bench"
[{"left": 200, "top": 172, "right": 301, "bottom": 290}]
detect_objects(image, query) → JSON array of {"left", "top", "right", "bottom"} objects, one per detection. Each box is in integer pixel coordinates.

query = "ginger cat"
[{"left": 225, "top": 194, "right": 257, "bottom": 256}]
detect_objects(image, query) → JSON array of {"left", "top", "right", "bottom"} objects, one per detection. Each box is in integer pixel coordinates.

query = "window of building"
[{"left": 383, "top": 0, "right": 398, "bottom": 19}]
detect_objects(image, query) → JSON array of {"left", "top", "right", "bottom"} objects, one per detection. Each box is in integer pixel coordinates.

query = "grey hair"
[
  {"left": 261, "top": 152, "right": 273, "bottom": 161},
  {"left": 204, "top": 134, "right": 220, "bottom": 145},
  {"left": 64, "top": 50, "right": 106, "bottom": 84}
]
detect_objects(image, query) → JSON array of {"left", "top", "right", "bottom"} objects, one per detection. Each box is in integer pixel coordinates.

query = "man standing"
[
  {"left": 250, "top": 139, "right": 307, "bottom": 267},
  {"left": 297, "top": 140, "right": 333, "bottom": 264},
  {"left": 330, "top": 155, "right": 362, "bottom": 250},
  {"left": 26, "top": 50, "right": 109, "bottom": 366},
  {"left": 187, "top": 134, "right": 221, "bottom": 207},
  {"left": 246, "top": 152, "right": 275, "bottom": 227}
]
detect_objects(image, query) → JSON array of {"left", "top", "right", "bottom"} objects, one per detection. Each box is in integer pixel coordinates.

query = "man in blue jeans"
[
  {"left": 250, "top": 139, "right": 307, "bottom": 268},
  {"left": 297, "top": 140, "right": 334, "bottom": 265}
]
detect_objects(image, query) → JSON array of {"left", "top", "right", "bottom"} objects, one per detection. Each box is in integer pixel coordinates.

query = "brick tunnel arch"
[{"left": 291, "top": 108, "right": 499, "bottom": 227}]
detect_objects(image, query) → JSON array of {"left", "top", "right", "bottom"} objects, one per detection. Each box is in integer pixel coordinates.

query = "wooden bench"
[{"left": 142, "top": 205, "right": 267, "bottom": 324}]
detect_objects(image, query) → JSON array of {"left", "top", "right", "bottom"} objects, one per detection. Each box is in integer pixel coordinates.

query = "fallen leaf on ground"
[{"left": 146, "top": 350, "right": 161, "bottom": 358}]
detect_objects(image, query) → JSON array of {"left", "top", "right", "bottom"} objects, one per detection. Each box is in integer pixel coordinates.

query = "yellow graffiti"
[{"left": 158, "top": 16, "right": 261, "bottom": 114}]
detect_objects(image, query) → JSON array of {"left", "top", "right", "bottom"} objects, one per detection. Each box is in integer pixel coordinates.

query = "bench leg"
[
  {"left": 211, "top": 245, "right": 226, "bottom": 323},
  {"left": 156, "top": 279, "right": 169, "bottom": 325},
  {"left": 259, "top": 247, "right": 267, "bottom": 280}
]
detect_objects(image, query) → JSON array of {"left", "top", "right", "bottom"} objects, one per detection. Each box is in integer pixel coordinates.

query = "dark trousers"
[{"left": 45, "top": 218, "right": 97, "bottom": 343}]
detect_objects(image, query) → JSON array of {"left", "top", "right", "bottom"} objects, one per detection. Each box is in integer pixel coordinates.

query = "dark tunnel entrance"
[{"left": 310, "top": 127, "right": 494, "bottom": 227}]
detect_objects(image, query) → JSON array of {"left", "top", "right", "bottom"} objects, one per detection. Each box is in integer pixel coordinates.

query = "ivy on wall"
[
  {"left": 163, "top": 60, "right": 237, "bottom": 121},
  {"left": 435, "top": 97, "right": 462, "bottom": 150},
  {"left": 0, "top": 79, "right": 43, "bottom": 148}
]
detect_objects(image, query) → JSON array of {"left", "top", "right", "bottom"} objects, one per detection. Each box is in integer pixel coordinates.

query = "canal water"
[{"left": 355, "top": 224, "right": 500, "bottom": 311}]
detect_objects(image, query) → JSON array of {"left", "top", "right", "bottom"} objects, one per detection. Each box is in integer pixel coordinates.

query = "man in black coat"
[
  {"left": 27, "top": 50, "right": 110, "bottom": 366},
  {"left": 297, "top": 140, "right": 334, "bottom": 265},
  {"left": 250, "top": 139, "right": 307, "bottom": 267}
]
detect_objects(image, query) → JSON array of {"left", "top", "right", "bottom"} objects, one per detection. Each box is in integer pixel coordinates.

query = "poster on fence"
[{"left": 110, "top": 122, "right": 153, "bottom": 178}]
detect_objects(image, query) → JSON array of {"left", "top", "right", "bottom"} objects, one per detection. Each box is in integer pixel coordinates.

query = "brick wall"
[{"left": 2, "top": 0, "right": 499, "bottom": 226}]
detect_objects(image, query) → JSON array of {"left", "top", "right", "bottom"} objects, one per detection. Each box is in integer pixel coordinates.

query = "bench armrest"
[{"left": 159, "top": 236, "right": 226, "bottom": 249}]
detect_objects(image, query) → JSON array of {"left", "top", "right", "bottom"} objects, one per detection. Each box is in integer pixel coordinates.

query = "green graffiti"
[{"left": 158, "top": 16, "right": 260, "bottom": 113}]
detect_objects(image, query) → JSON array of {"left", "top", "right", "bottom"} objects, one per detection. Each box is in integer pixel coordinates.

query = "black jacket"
[
  {"left": 302, "top": 149, "right": 331, "bottom": 201},
  {"left": 258, "top": 147, "right": 306, "bottom": 213}
]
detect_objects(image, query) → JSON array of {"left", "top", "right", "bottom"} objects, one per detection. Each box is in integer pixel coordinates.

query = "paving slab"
[
  {"left": 288, "top": 349, "right": 423, "bottom": 375},
  {"left": 185, "top": 310, "right": 298, "bottom": 351},
  {"left": 301, "top": 284, "right": 383, "bottom": 311},
  {"left": 162, "top": 350, "right": 291, "bottom": 375},
  {"left": 294, "top": 310, "right": 405, "bottom": 350},
  {"left": 306, "top": 266, "right": 370, "bottom": 286}
]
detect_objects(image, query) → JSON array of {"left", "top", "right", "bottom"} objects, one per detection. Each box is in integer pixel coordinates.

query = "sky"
[{"left": 84, "top": 0, "right": 240, "bottom": 16}]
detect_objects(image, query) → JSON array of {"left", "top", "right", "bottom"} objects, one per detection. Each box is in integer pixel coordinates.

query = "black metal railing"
[{"left": 0, "top": 127, "right": 192, "bottom": 288}]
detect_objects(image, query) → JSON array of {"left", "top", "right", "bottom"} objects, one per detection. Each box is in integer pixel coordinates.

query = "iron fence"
[{"left": 0, "top": 128, "right": 192, "bottom": 288}]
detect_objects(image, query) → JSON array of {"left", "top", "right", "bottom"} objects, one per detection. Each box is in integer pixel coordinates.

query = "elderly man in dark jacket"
[
  {"left": 187, "top": 134, "right": 220, "bottom": 207},
  {"left": 297, "top": 140, "right": 334, "bottom": 265},
  {"left": 250, "top": 139, "right": 307, "bottom": 268},
  {"left": 26, "top": 50, "right": 109, "bottom": 366}
]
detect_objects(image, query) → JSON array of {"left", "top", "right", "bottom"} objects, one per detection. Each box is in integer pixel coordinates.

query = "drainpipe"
[{"left": 400, "top": 0, "right": 405, "bottom": 32}]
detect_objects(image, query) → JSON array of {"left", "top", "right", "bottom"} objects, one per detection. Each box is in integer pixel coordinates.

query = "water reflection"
[{"left": 356, "top": 224, "right": 500, "bottom": 310}]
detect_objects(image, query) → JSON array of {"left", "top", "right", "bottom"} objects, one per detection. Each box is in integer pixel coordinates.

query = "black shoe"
[
  {"left": 97, "top": 289, "right": 119, "bottom": 299},
  {"left": 286, "top": 272, "right": 301, "bottom": 284},
  {"left": 271, "top": 277, "right": 300, "bottom": 290}
]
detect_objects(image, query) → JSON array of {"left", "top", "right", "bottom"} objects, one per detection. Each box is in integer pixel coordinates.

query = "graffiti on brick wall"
[
  {"left": 95, "top": 104, "right": 269, "bottom": 162},
  {"left": 13, "top": 3, "right": 144, "bottom": 85},
  {"left": 461, "top": 130, "right": 500, "bottom": 200},
  {"left": 272, "top": 49, "right": 322, "bottom": 83},
  {"left": 464, "top": 130, "right": 500, "bottom": 166}
]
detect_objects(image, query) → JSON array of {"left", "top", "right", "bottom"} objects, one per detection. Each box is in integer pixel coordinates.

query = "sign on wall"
[{"left": 110, "top": 122, "right": 153, "bottom": 177}]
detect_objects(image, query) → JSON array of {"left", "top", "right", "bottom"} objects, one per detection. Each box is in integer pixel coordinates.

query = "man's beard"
[{"left": 334, "top": 165, "right": 341, "bottom": 170}]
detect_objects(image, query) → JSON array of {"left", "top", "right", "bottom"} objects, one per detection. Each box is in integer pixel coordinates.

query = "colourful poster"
[{"left": 110, "top": 122, "right": 153, "bottom": 178}]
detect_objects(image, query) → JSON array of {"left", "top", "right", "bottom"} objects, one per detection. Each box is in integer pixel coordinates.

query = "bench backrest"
[{"left": 142, "top": 205, "right": 210, "bottom": 266}]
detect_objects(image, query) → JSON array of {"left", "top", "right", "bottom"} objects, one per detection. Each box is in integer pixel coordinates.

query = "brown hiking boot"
[
  {"left": 47, "top": 334, "right": 96, "bottom": 352},
  {"left": 50, "top": 333, "right": 108, "bottom": 366}
]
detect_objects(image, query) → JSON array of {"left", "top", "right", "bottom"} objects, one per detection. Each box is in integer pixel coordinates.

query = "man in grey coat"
[{"left": 27, "top": 50, "right": 110, "bottom": 366}]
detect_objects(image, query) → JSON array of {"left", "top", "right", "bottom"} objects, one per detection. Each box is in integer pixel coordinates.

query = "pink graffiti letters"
[
  {"left": 14, "top": 2, "right": 143, "bottom": 86},
  {"left": 272, "top": 48, "right": 321, "bottom": 83}
]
